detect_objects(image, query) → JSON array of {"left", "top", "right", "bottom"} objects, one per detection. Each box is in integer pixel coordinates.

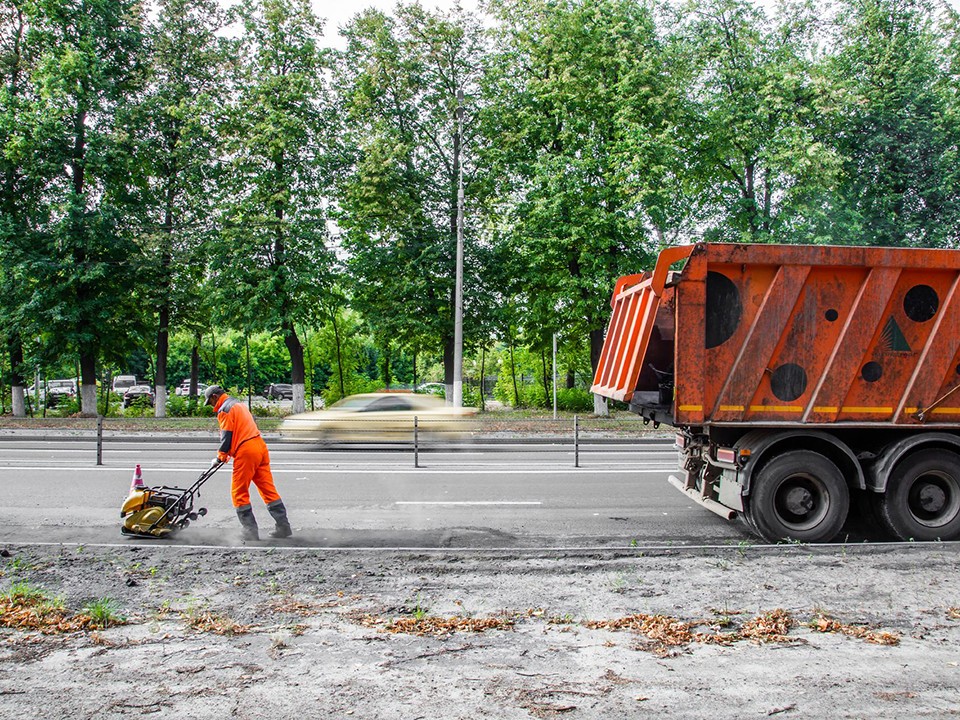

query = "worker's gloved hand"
[{"left": 217, "top": 452, "right": 229, "bottom": 464}]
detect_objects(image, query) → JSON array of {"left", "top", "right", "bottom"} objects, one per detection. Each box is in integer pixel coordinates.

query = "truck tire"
[
  {"left": 877, "top": 449, "right": 960, "bottom": 541},
  {"left": 746, "top": 450, "right": 849, "bottom": 543}
]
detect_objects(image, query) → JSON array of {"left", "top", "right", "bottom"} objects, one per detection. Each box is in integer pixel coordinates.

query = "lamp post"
[{"left": 453, "top": 88, "right": 465, "bottom": 408}]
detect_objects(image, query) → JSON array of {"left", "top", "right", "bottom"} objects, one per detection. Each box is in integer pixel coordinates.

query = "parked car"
[
  {"left": 281, "top": 392, "right": 477, "bottom": 442},
  {"left": 416, "top": 382, "right": 446, "bottom": 396},
  {"left": 112, "top": 375, "right": 138, "bottom": 394},
  {"left": 122, "top": 385, "right": 155, "bottom": 409},
  {"left": 45, "top": 379, "right": 78, "bottom": 408},
  {"left": 176, "top": 380, "right": 209, "bottom": 397},
  {"left": 263, "top": 383, "right": 294, "bottom": 401}
]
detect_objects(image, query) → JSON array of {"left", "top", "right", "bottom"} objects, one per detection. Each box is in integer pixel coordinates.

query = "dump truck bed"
[{"left": 591, "top": 243, "right": 960, "bottom": 428}]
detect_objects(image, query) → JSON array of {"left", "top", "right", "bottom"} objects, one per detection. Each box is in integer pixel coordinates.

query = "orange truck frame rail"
[{"left": 591, "top": 243, "right": 960, "bottom": 544}]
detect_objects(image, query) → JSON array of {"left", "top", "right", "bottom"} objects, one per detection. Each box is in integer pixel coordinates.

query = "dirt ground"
[{"left": 1, "top": 542, "right": 959, "bottom": 719}]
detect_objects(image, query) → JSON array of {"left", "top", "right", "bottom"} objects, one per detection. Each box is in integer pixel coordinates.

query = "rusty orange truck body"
[{"left": 591, "top": 243, "right": 960, "bottom": 542}]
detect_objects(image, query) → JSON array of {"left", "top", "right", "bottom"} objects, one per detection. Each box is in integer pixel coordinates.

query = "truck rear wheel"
[
  {"left": 746, "top": 450, "right": 849, "bottom": 543},
  {"left": 878, "top": 449, "right": 960, "bottom": 541}
]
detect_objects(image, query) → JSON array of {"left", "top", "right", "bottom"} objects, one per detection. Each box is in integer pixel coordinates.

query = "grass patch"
[
  {"left": 0, "top": 581, "right": 122, "bottom": 634},
  {"left": 80, "top": 598, "right": 127, "bottom": 629}
]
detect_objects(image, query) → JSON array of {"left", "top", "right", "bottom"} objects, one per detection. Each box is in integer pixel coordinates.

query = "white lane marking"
[{"left": 395, "top": 501, "right": 542, "bottom": 506}]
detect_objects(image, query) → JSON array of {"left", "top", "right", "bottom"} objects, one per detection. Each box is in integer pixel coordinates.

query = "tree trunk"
[
  {"left": 443, "top": 333, "right": 454, "bottom": 405},
  {"left": 540, "top": 348, "right": 550, "bottom": 405},
  {"left": 79, "top": 353, "right": 97, "bottom": 416},
  {"left": 566, "top": 369, "right": 575, "bottom": 390},
  {"left": 478, "top": 345, "right": 485, "bottom": 412},
  {"left": 155, "top": 304, "right": 169, "bottom": 418},
  {"left": 283, "top": 318, "right": 306, "bottom": 413},
  {"left": 508, "top": 336, "right": 519, "bottom": 407},
  {"left": 589, "top": 328, "right": 608, "bottom": 417},
  {"left": 331, "top": 309, "right": 345, "bottom": 397},
  {"left": 155, "top": 189, "right": 174, "bottom": 418},
  {"left": 190, "top": 335, "right": 200, "bottom": 404},
  {"left": 412, "top": 351, "right": 418, "bottom": 389},
  {"left": 303, "top": 327, "right": 314, "bottom": 410},
  {"left": 380, "top": 339, "right": 391, "bottom": 390},
  {"left": 10, "top": 336, "right": 25, "bottom": 417},
  {"left": 245, "top": 334, "right": 252, "bottom": 410}
]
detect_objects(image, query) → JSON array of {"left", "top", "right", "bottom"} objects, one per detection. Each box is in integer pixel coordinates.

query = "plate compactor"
[{"left": 120, "top": 462, "right": 223, "bottom": 538}]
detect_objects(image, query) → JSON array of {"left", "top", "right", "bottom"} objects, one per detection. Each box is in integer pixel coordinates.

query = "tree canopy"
[{"left": 4, "top": 0, "right": 960, "bottom": 416}]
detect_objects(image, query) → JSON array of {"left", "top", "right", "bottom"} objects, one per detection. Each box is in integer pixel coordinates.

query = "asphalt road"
[{"left": 0, "top": 438, "right": 746, "bottom": 548}]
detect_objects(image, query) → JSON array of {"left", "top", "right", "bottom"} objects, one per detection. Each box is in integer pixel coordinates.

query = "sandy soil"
[{"left": 1, "top": 543, "right": 959, "bottom": 719}]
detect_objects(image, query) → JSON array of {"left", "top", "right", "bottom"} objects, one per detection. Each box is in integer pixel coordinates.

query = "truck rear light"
[
  {"left": 716, "top": 447, "right": 737, "bottom": 463},
  {"left": 676, "top": 433, "right": 688, "bottom": 449}
]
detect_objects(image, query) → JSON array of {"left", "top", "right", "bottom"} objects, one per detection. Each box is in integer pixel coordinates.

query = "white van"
[{"left": 112, "top": 375, "right": 138, "bottom": 393}]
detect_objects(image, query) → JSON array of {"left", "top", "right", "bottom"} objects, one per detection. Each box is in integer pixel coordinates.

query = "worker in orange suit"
[{"left": 204, "top": 385, "right": 292, "bottom": 541}]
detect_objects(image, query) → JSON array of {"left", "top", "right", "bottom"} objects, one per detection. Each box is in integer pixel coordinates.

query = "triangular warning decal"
[{"left": 881, "top": 316, "right": 911, "bottom": 352}]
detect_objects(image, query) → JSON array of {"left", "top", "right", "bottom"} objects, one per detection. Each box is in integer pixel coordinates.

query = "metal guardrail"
[{"left": 0, "top": 413, "right": 672, "bottom": 469}]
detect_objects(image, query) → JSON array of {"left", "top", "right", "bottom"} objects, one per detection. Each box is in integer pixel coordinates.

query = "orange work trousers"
[{"left": 230, "top": 438, "right": 281, "bottom": 508}]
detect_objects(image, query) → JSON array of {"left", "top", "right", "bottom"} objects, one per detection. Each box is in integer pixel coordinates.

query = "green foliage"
[
  {"left": 82, "top": 597, "right": 126, "bottom": 628},
  {"left": 123, "top": 396, "right": 154, "bottom": 417},
  {"left": 822, "top": 0, "right": 960, "bottom": 246},
  {"left": 557, "top": 388, "right": 593, "bottom": 413},
  {"left": 165, "top": 394, "right": 190, "bottom": 417},
  {"left": 336, "top": 4, "right": 489, "bottom": 380},
  {"left": 1, "top": 581, "right": 48, "bottom": 604},
  {"left": 212, "top": 0, "right": 337, "bottom": 411},
  {"left": 5, "top": 0, "right": 960, "bottom": 422},
  {"left": 462, "top": 384, "right": 483, "bottom": 410},
  {"left": 321, "top": 374, "right": 380, "bottom": 408}
]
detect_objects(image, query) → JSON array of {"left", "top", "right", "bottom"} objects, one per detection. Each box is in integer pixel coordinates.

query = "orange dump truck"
[{"left": 591, "top": 243, "right": 960, "bottom": 543}]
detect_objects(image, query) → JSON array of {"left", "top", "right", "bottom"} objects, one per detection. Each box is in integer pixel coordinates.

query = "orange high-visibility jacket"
[{"left": 214, "top": 395, "right": 262, "bottom": 459}]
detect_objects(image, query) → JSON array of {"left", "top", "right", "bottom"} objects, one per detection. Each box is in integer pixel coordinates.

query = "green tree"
[
  {"left": 824, "top": 0, "right": 960, "bottom": 246},
  {"left": 670, "top": 0, "right": 840, "bottom": 242},
  {"left": 0, "top": 0, "right": 42, "bottom": 416},
  {"left": 25, "top": 0, "right": 147, "bottom": 415},
  {"left": 136, "top": 0, "right": 232, "bottom": 415},
  {"left": 335, "top": 3, "right": 488, "bottom": 395},
  {"left": 213, "top": 0, "right": 336, "bottom": 413},
  {"left": 482, "top": 0, "right": 667, "bottom": 414}
]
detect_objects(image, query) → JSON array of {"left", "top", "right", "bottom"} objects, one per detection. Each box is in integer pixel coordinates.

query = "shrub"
[
  {"left": 123, "top": 396, "right": 154, "bottom": 417},
  {"left": 557, "top": 388, "right": 593, "bottom": 412},
  {"left": 462, "top": 385, "right": 483, "bottom": 409},
  {"left": 165, "top": 394, "right": 189, "bottom": 417},
  {"left": 493, "top": 372, "right": 521, "bottom": 406},
  {"left": 195, "top": 403, "right": 215, "bottom": 417},
  {"left": 521, "top": 384, "right": 549, "bottom": 409},
  {"left": 50, "top": 397, "right": 82, "bottom": 416},
  {"left": 322, "top": 375, "right": 380, "bottom": 407}
]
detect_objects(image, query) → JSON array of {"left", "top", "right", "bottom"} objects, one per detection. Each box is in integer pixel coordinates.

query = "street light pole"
[{"left": 453, "top": 89, "right": 465, "bottom": 408}]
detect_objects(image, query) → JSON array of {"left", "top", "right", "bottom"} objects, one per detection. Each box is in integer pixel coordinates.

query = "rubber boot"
[
  {"left": 266, "top": 499, "right": 292, "bottom": 539},
  {"left": 236, "top": 505, "right": 259, "bottom": 541}
]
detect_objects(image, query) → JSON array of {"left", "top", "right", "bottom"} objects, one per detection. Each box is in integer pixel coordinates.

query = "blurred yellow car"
[{"left": 281, "top": 392, "right": 478, "bottom": 442}]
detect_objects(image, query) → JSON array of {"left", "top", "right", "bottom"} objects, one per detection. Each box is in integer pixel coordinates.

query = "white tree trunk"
[
  {"left": 155, "top": 385, "right": 167, "bottom": 418},
  {"left": 11, "top": 386, "right": 25, "bottom": 417},
  {"left": 81, "top": 384, "right": 97, "bottom": 416},
  {"left": 292, "top": 383, "right": 306, "bottom": 414},
  {"left": 593, "top": 393, "right": 608, "bottom": 417}
]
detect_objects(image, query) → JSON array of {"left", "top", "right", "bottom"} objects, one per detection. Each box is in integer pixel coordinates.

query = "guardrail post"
[
  {"left": 574, "top": 414, "right": 579, "bottom": 468},
  {"left": 414, "top": 415, "right": 419, "bottom": 468},
  {"left": 96, "top": 414, "right": 104, "bottom": 466}
]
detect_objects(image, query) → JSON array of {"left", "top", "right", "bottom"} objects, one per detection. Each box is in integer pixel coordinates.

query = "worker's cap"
[{"left": 204, "top": 385, "right": 224, "bottom": 406}]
